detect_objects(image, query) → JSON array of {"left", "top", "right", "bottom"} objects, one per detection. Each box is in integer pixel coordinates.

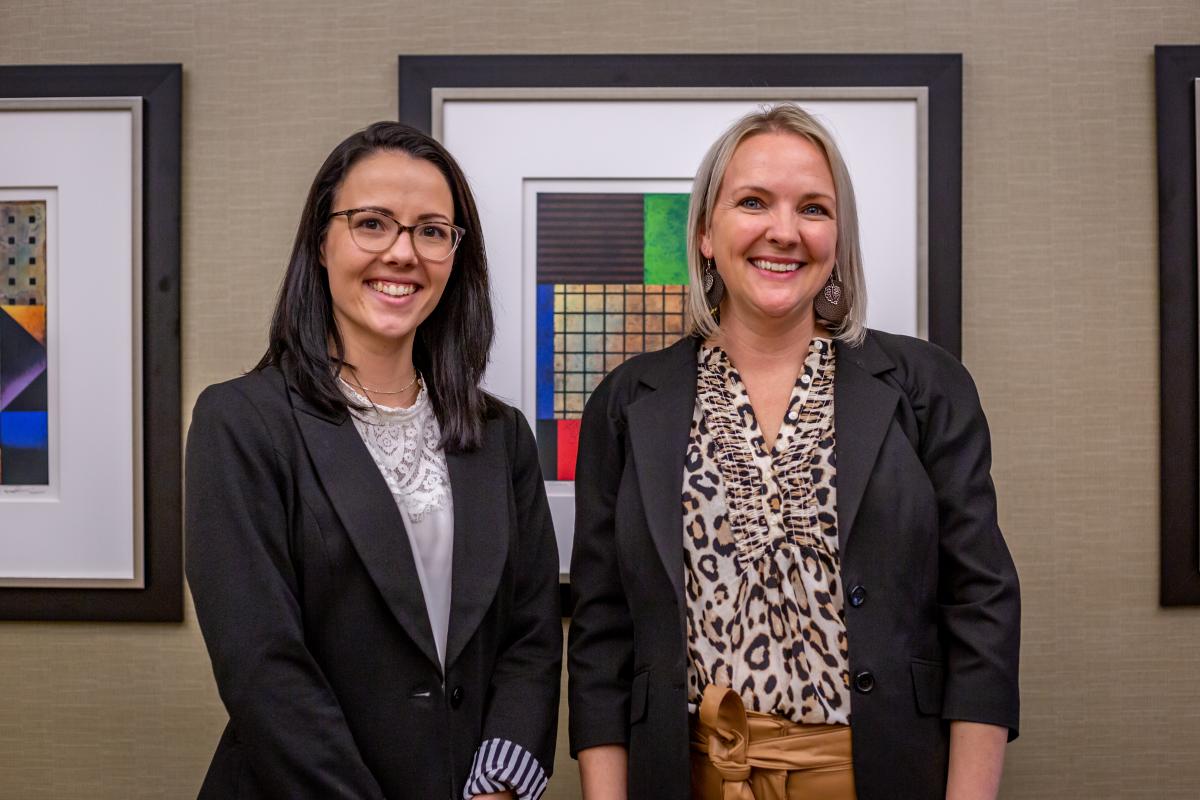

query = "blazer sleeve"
[
  {"left": 567, "top": 376, "right": 636, "bottom": 755},
  {"left": 185, "top": 382, "right": 386, "bottom": 798},
  {"left": 477, "top": 408, "right": 563, "bottom": 771},
  {"left": 913, "top": 349, "right": 1021, "bottom": 740}
]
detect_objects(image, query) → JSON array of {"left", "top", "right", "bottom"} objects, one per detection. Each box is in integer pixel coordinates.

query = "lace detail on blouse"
[{"left": 341, "top": 380, "right": 451, "bottom": 522}]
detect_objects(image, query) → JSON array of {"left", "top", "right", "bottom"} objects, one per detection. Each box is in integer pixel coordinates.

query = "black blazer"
[
  {"left": 186, "top": 365, "right": 561, "bottom": 799},
  {"left": 568, "top": 331, "right": 1020, "bottom": 800}
]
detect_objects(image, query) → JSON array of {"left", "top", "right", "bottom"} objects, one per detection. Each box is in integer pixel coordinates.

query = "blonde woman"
[{"left": 568, "top": 105, "right": 1019, "bottom": 800}]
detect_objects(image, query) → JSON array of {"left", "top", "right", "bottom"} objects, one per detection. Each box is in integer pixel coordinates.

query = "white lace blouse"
[
  {"left": 343, "top": 380, "right": 455, "bottom": 666},
  {"left": 341, "top": 379, "right": 547, "bottom": 800}
]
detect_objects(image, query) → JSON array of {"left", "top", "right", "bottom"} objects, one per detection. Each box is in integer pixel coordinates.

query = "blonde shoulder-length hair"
[{"left": 685, "top": 104, "right": 867, "bottom": 347}]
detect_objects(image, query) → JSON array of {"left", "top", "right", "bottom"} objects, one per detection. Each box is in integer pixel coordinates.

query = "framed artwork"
[
  {"left": 528, "top": 180, "right": 692, "bottom": 483},
  {"left": 0, "top": 64, "right": 182, "bottom": 621},
  {"left": 1157, "top": 45, "right": 1200, "bottom": 606},
  {"left": 398, "top": 54, "right": 962, "bottom": 581}
]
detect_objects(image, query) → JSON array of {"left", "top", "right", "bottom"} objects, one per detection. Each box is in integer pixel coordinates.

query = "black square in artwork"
[
  {"left": 28, "top": 216, "right": 34, "bottom": 224},
  {"left": 28, "top": 237, "right": 35, "bottom": 245},
  {"left": 29, "top": 257, "right": 35, "bottom": 265},
  {"left": 6, "top": 257, "right": 13, "bottom": 265},
  {"left": 6, "top": 237, "right": 12, "bottom": 245},
  {"left": 2, "top": 446, "right": 49, "bottom": 485},
  {"left": 7, "top": 277, "right": 14, "bottom": 286},
  {"left": 29, "top": 277, "right": 37, "bottom": 285},
  {"left": 27, "top": 298, "right": 34, "bottom": 305},
  {"left": 6, "top": 216, "right": 13, "bottom": 224}
]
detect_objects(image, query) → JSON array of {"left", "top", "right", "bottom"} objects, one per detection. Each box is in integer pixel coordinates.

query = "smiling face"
[
  {"left": 320, "top": 150, "right": 456, "bottom": 359},
  {"left": 700, "top": 131, "right": 838, "bottom": 332}
]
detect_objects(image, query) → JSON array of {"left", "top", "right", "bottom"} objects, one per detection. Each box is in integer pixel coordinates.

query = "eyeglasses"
[{"left": 329, "top": 208, "right": 466, "bottom": 261}]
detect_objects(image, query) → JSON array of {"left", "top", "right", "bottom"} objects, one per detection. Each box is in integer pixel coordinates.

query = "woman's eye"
[
  {"left": 354, "top": 214, "right": 388, "bottom": 232},
  {"left": 418, "top": 224, "right": 448, "bottom": 240},
  {"left": 738, "top": 197, "right": 764, "bottom": 210},
  {"left": 802, "top": 204, "right": 830, "bottom": 217}
]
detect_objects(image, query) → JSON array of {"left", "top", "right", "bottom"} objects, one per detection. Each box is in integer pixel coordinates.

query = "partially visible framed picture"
[
  {"left": 1157, "top": 45, "right": 1200, "bottom": 606},
  {"left": 0, "top": 64, "right": 181, "bottom": 621},
  {"left": 399, "top": 54, "right": 962, "bottom": 579}
]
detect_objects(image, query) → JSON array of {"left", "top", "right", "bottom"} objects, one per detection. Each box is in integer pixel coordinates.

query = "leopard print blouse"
[{"left": 681, "top": 339, "right": 851, "bottom": 726}]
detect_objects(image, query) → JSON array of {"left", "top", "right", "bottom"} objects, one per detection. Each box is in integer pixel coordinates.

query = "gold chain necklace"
[{"left": 341, "top": 369, "right": 421, "bottom": 396}]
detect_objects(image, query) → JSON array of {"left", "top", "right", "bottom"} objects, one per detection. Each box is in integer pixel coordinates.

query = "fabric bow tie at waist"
[{"left": 690, "top": 685, "right": 855, "bottom": 800}]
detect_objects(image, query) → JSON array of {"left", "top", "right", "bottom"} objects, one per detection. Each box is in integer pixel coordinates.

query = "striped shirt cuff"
[{"left": 462, "top": 737, "right": 548, "bottom": 800}]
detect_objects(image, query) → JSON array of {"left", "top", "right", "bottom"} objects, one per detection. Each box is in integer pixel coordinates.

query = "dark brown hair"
[{"left": 257, "top": 122, "right": 496, "bottom": 452}]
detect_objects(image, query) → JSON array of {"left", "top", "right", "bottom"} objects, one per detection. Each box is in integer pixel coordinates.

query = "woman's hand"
[
  {"left": 945, "top": 720, "right": 1008, "bottom": 800},
  {"left": 578, "top": 744, "right": 628, "bottom": 800}
]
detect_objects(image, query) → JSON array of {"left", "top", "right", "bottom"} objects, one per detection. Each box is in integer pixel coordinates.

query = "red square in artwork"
[{"left": 556, "top": 419, "right": 581, "bottom": 480}]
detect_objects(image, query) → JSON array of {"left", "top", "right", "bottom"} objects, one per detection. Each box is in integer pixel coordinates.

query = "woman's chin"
[{"left": 725, "top": 297, "right": 816, "bottom": 328}]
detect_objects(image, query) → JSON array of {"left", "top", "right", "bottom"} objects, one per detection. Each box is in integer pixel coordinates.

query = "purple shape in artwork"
[
  {"left": 0, "top": 309, "right": 47, "bottom": 411},
  {"left": 2, "top": 362, "right": 46, "bottom": 410}
]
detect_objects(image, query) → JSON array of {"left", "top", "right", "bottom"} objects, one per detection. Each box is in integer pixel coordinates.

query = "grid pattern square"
[{"left": 552, "top": 283, "right": 687, "bottom": 418}]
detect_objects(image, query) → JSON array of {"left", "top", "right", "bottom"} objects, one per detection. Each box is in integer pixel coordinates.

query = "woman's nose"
[
  {"left": 764, "top": 208, "right": 800, "bottom": 247},
  {"left": 382, "top": 227, "right": 419, "bottom": 263}
]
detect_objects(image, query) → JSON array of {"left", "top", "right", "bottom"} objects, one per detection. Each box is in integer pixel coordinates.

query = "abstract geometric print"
[
  {"left": 0, "top": 201, "right": 49, "bottom": 485},
  {"left": 534, "top": 193, "right": 689, "bottom": 480}
]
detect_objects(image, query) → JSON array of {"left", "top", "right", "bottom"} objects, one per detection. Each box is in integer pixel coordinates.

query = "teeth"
[
  {"left": 369, "top": 280, "right": 416, "bottom": 297},
  {"left": 751, "top": 259, "right": 800, "bottom": 273}
]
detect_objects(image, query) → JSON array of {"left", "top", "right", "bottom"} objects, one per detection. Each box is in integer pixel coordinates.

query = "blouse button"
[{"left": 800, "top": 374, "right": 811, "bottom": 384}]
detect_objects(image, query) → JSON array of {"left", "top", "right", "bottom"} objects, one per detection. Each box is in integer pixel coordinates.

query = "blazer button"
[
  {"left": 450, "top": 686, "right": 464, "bottom": 709},
  {"left": 853, "top": 671, "right": 876, "bottom": 694},
  {"left": 848, "top": 585, "right": 867, "bottom": 607}
]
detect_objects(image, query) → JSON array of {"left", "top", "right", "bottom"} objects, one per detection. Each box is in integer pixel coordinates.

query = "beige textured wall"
[{"left": 2, "top": 1, "right": 1199, "bottom": 798}]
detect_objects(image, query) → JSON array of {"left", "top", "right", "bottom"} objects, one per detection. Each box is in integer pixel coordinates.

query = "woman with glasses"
[
  {"left": 186, "top": 122, "right": 560, "bottom": 800},
  {"left": 569, "top": 105, "right": 1019, "bottom": 799}
]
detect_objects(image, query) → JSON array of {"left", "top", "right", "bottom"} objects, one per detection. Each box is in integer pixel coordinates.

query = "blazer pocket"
[
  {"left": 910, "top": 658, "right": 944, "bottom": 716},
  {"left": 630, "top": 669, "right": 650, "bottom": 725}
]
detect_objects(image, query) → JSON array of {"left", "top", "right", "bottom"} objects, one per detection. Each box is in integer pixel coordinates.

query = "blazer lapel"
[
  {"left": 833, "top": 335, "right": 900, "bottom": 553},
  {"left": 444, "top": 423, "right": 509, "bottom": 669},
  {"left": 626, "top": 339, "right": 698, "bottom": 609},
  {"left": 291, "top": 388, "right": 442, "bottom": 671}
]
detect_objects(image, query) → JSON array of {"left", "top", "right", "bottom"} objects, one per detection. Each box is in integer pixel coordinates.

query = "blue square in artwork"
[
  {"left": 0, "top": 411, "right": 48, "bottom": 448},
  {"left": 536, "top": 283, "right": 555, "bottom": 420}
]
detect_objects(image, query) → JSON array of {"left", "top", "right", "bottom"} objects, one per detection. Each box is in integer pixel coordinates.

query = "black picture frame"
[
  {"left": 398, "top": 54, "right": 963, "bottom": 615},
  {"left": 398, "top": 53, "right": 963, "bottom": 355},
  {"left": 1157, "top": 45, "right": 1200, "bottom": 606},
  {"left": 0, "top": 64, "right": 182, "bottom": 621}
]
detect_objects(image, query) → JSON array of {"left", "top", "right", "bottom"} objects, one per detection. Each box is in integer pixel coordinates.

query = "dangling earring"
[
  {"left": 702, "top": 258, "right": 725, "bottom": 311},
  {"left": 814, "top": 263, "right": 849, "bottom": 325}
]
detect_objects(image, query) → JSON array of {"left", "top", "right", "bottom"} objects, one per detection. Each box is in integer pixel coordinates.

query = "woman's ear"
[{"left": 699, "top": 229, "right": 713, "bottom": 261}]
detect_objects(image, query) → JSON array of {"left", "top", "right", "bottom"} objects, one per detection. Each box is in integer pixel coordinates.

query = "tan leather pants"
[{"left": 689, "top": 685, "right": 857, "bottom": 800}]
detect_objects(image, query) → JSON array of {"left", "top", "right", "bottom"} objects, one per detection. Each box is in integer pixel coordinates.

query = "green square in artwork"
[{"left": 643, "top": 194, "right": 689, "bottom": 286}]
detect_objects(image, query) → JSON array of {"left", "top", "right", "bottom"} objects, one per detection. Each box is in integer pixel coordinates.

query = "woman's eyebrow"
[
  {"left": 354, "top": 206, "right": 451, "bottom": 222},
  {"left": 730, "top": 183, "right": 773, "bottom": 196},
  {"left": 729, "top": 185, "right": 835, "bottom": 203}
]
